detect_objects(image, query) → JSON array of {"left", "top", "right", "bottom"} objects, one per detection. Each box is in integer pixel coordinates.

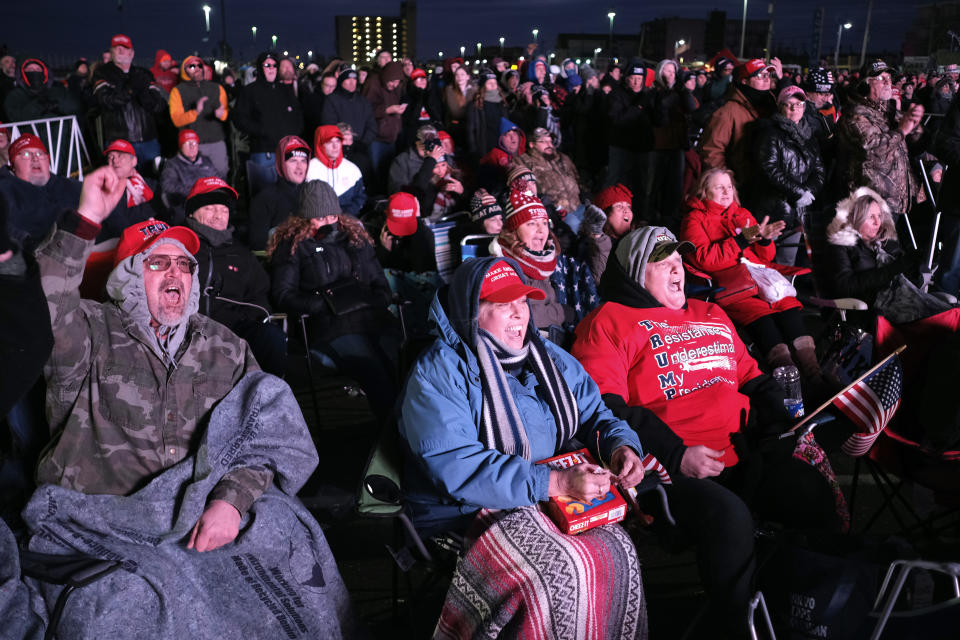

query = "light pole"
[
  {"left": 499, "top": 36, "right": 505, "bottom": 54},
  {"left": 739, "top": 0, "right": 748, "bottom": 59},
  {"left": 477, "top": 42, "right": 482, "bottom": 57},
  {"left": 438, "top": 51, "right": 443, "bottom": 59},
  {"left": 272, "top": 35, "right": 277, "bottom": 49},
  {"left": 532, "top": 28, "right": 539, "bottom": 44},
  {"left": 202, "top": 4, "right": 211, "bottom": 33},
  {"left": 251, "top": 26, "right": 257, "bottom": 43},
  {"left": 607, "top": 10, "right": 616, "bottom": 50},
  {"left": 460, "top": 45, "right": 465, "bottom": 58},
  {"left": 834, "top": 21, "right": 852, "bottom": 69}
]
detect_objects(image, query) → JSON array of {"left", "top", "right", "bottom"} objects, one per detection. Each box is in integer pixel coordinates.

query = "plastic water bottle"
[{"left": 772, "top": 365, "right": 804, "bottom": 419}]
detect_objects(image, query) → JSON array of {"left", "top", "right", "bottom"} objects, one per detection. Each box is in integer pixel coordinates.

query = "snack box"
[{"left": 536, "top": 448, "right": 627, "bottom": 535}]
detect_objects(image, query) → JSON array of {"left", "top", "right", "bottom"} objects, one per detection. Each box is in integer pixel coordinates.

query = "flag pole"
[{"left": 779, "top": 344, "right": 907, "bottom": 438}]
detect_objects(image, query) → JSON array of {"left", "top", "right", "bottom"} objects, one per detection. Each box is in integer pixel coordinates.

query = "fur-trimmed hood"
[{"left": 826, "top": 186, "right": 895, "bottom": 247}]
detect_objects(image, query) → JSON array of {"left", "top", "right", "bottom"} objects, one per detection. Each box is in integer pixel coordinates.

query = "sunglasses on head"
[{"left": 144, "top": 254, "right": 196, "bottom": 274}]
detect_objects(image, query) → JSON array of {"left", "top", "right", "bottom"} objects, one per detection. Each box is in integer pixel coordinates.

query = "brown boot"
[
  {"left": 791, "top": 335, "right": 823, "bottom": 383},
  {"left": 766, "top": 343, "right": 795, "bottom": 370}
]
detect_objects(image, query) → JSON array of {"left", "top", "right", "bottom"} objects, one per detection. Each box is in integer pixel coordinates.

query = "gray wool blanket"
[{"left": 0, "top": 372, "right": 357, "bottom": 640}]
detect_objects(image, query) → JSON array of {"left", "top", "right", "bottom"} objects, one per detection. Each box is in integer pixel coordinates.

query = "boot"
[
  {"left": 765, "top": 343, "right": 795, "bottom": 370},
  {"left": 791, "top": 335, "right": 823, "bottom": 383}
]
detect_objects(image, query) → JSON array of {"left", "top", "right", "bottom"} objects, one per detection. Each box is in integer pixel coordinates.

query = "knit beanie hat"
[
  {"left": 381, "top": 61, "right": 404, "bottom": 83},
  {"left": 298, "top": 180, "right": 341, "bottom": 219},
  {"left": 506, "top": 163, "right": 536, "bottom": 189},
  {"left": 593, "top": 184, "right": 633, "bottom": 212},
  {"left": 470, "top": 188, "right": 503, "bottom": 222},
  {"left": 504, "top": 189, "right": 549, "bottom": 232},
  {"left": 385, "top": 192, "right": 419, "bottom": 236},
  {"left": 614, "top": 226, "right": 693, "bottom": 288}
]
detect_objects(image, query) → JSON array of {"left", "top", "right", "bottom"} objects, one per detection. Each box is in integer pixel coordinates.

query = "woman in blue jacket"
[{"left": 399, "top": 256, "right": 648, "bottom": 638}]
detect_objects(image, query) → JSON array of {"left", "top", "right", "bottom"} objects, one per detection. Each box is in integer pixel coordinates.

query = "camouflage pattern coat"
[
  {"left": 35, "top": 216, "right": 270, "bottom": 515},
  {"left": 837, "top": 94, "right": 920, "bottom": 215},
  {"left": 520, "top": 147, "right": 583, "bottom": 214}
]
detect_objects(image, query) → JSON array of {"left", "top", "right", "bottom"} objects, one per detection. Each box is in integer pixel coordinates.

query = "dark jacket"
[
  {"left": 232, "top": 53, "right": 304, "bottom": 154},
  {"left": 270, "top": 219, "right": 394, "bottom": 344},
  {"left": 159, "top": 152, "right": 223, "bottom": 225},
  {"left": 320, "top": 78, "right": 378, "bottom": 149},
  {"left": 466, "top": 96, "right": 507, "bottom": 158},
  {"left": 91, "top": 61, "right": 167, "bottom": 143},
  {"left": 935, "top": 94, "right": 960, "bottom": 216},
  {"left": 747, "top": 115, "right": 825, "bottom": 229},
  {"left": 606, "top": 84, "right": 659, "bottom": 152},
  {"left": 98, "top": 180, "right": 161, "bottom": 242},
  {"left": 247, "top": 178, "right": 301, "bottom": 251},
  {"left": 375, "top": 223, "right": 437, "bottom": 273},
  {"left": 4, "top": 58, "right": 81, "bottom": 122},
  {"left": 0, "top": 169, "right": 81, "bottom": 252},
  {"left": 188, "top": 219, "right": 273, "bottom": 334},
  {"left": 400, "top": 85, "right": 441, "bottom": 148}
]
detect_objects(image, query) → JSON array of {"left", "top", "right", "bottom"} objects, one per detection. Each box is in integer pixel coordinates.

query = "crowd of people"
[{"left": 2, "top": 31, "right": 960, "bottom": 638}]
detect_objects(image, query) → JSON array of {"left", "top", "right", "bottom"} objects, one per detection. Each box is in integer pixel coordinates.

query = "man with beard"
[
  {"left": 248, "top": 135, "right": 310, "bottom": 250},
  {"left": 168, "top": 55, "right": 230, "bottom": 178},
  {"left": 92, "top": 35, "right": 168, "bottom": 170},
  {"left": 232, "top": 51, "right": 303, "bottom": 197},
  {"left": 0, "top": 134, "right": 81, "bottom": 252},
  {"left": 519, "top": 127, "right": 584, "bottom": 233}
]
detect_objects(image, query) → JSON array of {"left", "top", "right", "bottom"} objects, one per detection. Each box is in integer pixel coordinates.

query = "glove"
[
  {"left": 796, "top": 190, "right": 815, "bottom": 208},
  {"left": 581, "top": 203, "right": 607, "bottom": 236}
]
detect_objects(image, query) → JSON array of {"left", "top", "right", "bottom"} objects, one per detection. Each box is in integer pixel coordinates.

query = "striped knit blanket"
[{"left": 434, "top": 506, "right": 647, "bottom": 639}]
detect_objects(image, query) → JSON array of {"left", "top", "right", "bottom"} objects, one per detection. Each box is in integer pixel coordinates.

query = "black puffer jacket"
[
  {"left": 247, "top": 178, "right": 301, "bottom": 251},
  {"left": 188, "top": 219, "right": 274, "bottom": 335},
  {"left": 606, "top": 84, "right": 660, "bottom": 152},
  {"left": 269, "top": 217, "right": 394, "bottom": 344},
  {"left": 934, "top": 94, "right": 960, "bottom": 216},
  {"left": 91, "top": 61, "right": 167, "bottom": 143},
  {"left": 747, "top": 115, "right": 824, "bottom": 229},
  {"left": 320, "top": 76, "right": 378, "bottom": 150},
  {"left": 232, "top": 53, "right": 304, "bottom": 153}
]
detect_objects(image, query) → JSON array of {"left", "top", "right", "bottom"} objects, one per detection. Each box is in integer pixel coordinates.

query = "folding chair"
[
  {"left": 458, "top": 234, "right": 494, "bottom": 262},
  {"left": 866, "top": 559, "right": 960, "bottom": 639}
]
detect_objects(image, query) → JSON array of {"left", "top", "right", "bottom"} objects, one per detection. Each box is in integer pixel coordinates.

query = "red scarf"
[
  {"left": 501, "top": 239, "right": 557, "bottom": 281},
  {"left": 126, "top": 173, "right": 154, "bottom": 207}
]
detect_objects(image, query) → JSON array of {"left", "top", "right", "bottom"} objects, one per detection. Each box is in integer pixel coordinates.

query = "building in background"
[
  {"left": 641, "top": 11, "right": 771, "bottom": 63},
  {"left": 335, "top": 1, "right": 417, "bottom": 64}
]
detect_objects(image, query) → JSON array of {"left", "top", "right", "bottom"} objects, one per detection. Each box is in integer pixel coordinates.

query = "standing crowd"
[{"left": 2, "top": 31, "right": 960, "bottom": 638}]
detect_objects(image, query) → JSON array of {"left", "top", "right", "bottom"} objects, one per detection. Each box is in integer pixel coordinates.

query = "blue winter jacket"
[{"left": 399, "top": 256, "right": 644, "bottom": 535}]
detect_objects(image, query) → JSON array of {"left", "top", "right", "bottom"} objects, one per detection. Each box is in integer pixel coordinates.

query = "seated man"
[
  {"left": 306, "top": 125, "right": 366, "bottom": 215},
  {"left": 520, "top": 127, "right": 584, "bottom": 233},
  {"left": 184, "top": 176, "right": 287, "bottom": 376},
  {"left": 572, "top": 225, "right": 840, "bottom": 637},
  {"left": 99, "top": 138, "right": 162, "bottom": 241},
  {"left": 159, "top": 129, "right": 223, "bottom": 225},
  {"left": 375, "top": 191, "right": 436, "bottom": 273},
  {"left": 247, "top": 135, "right": 310, "bottom": 251},
  {"left": 2, "top": 167, "right": 355, "bottom": 638},
  {"left": 0, "top": 133, "right": 81, "bottom": 253}
]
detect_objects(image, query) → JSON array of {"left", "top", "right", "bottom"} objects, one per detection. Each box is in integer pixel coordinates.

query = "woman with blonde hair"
[{"left": 681, "top": 167, "right": 822, "bottom": 383}]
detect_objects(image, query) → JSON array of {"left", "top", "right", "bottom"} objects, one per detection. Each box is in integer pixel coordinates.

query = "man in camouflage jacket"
[
  {"left": 520, "top": 127, "right": 584, "bottom": 218},
  {"left": 837, "top": 60, "right": 925, "bottom": 215},
  {"left": 35, "top": 166, "right": 269, "bottom": 552}
]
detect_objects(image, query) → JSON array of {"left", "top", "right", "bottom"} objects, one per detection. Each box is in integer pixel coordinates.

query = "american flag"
[{"left": 833, "top": 354, "right": 903, "bottom": 457}]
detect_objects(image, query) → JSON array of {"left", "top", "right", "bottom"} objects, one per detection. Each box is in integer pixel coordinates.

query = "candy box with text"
[{"left": 536, "top": 448, "right": 627, "bottom": 535}]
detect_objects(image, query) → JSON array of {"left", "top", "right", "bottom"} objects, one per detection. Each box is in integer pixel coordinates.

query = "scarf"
[
  {"left": 186, "top": 217, "right": 234, "bottom": 248},
  {"left": 484, "top": 89, "right": 502, "bottom": 103},
  {"left": 501, "top": 239, "right": 557, "bottom": 281},
  {"left": 126, "top": 173, "right": 154, "bottom": 208},
  {"left": 475, "top": 328, "right": 579, "bottom": 460}
]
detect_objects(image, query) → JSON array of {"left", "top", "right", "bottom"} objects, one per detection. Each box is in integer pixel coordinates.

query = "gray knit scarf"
[{"left": 475, "top": 328, "right": 579, "bottom": 459}]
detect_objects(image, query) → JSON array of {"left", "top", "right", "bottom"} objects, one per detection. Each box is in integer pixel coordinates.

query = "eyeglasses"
[
  {"left": 17, "top": 150, "right": 47, "bottom": 160},
  {"left": 186, "top": 63, "right": 201, "bottom": 70},
  {"left": 783, "top": 102, "right": 805, "bottom": 111},
  {"left": 262, "top": 63, "right": 276, "bottom": 69},
  {"left": 754, "top": 71, "right": 771, "bottom": 79},
  {"left": 144, "top": 254, "right": 196, "bottom": 274}
]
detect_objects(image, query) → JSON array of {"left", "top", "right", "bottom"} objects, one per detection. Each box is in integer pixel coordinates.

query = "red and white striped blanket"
[{"left": 434, "top": 505, "right": 647, "bottom": 639}]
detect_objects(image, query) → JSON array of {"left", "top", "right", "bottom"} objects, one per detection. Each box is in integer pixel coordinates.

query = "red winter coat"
[
  {"left": 573, "top": 300, "right": 764, "bottom": 467},
  {"left": 680, "top": 197, "right": 802, "bottom": 326}
]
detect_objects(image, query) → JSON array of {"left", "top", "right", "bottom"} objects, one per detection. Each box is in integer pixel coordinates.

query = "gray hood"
[{"left": 105, "top": 238, "right": 200, "bottom": 366}]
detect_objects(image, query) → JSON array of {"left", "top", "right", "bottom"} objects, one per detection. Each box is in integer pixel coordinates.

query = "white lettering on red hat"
[{"left": 655, "top": 233, "right": 671, "bottom": 243}]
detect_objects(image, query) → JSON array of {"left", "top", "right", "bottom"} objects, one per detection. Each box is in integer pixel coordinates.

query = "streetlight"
[
  {"left": 460, "top": 45, "right": 465, "bottom": 57},
  {"left": 307, "top": 50, "right": 313, "bottom": 59},
  {"left": 477, "top": 42, "right": 482, "bottom": 56},
  {"left": 607, "top": 10, "right": 616, "bottom": 49},
  {"left": 202, "top": 4, "right": 211, "bottom": 33},
  {"left": 594, "top": 47, "right": 602, "bottom": 56},
  {"left": 499, "top": 36, "right": 505, "bottom": 53},
  {"left": 272, "top": 35, "right": 278, "bottom": 48},
  {"left": 739, "top": 0, "right": 748, "bottom": 59},
  {"left": 532, "top": 28, "right": 539, "bottom": 43},
  {"left": 251, "top": 25, "right": 257, "bottom": 43},
  {"left": 438, "top": 51, "right": 443, "bottom": 58},
  {"left": 834, "top": 21, "right": 853, "bottom": 69}
]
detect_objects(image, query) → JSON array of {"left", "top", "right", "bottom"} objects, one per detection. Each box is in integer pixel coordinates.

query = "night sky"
[{"left": 3, "top": 0, "right": 930, "bottom": 67}]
